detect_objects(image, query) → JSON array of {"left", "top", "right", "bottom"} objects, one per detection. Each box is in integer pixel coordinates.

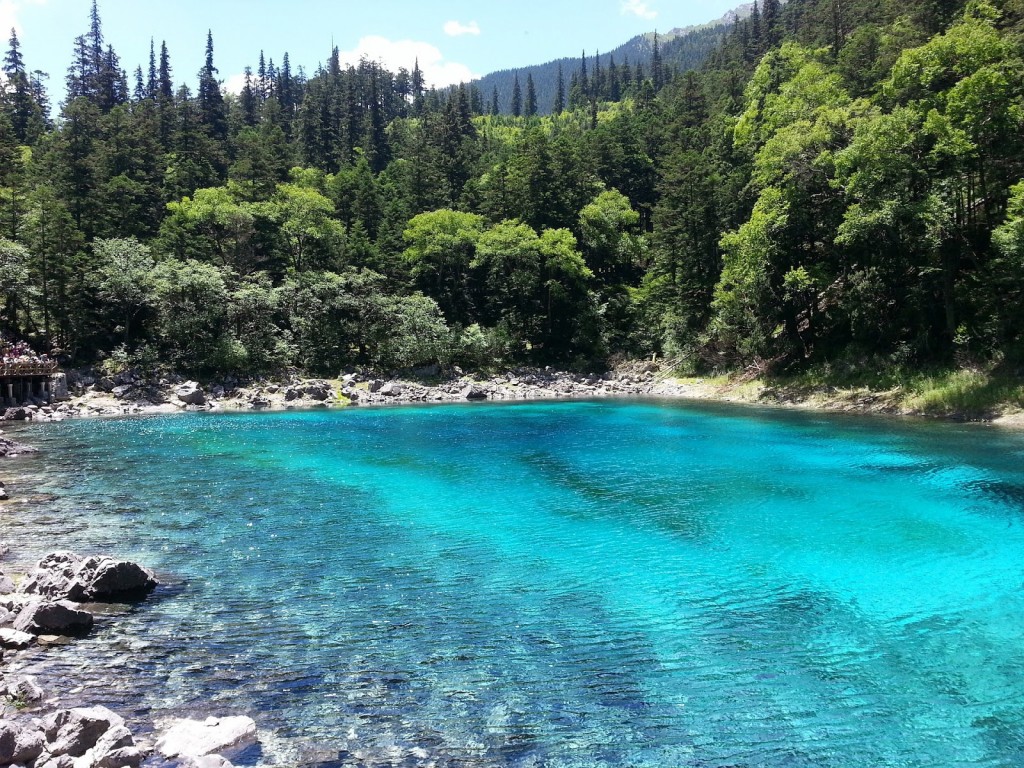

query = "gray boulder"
[
  {"left": 302, "top": 382, "right": 331, "bottom": 401},
  {"left": 5, "top": 675, "right": 44, "bottom": 703},
  {"left": 176, "top": 382, "right": 206, "bottom": 406},
  {"left": 0, "top": 629, "right": 35, "bottom": 649},
  {"left": 19, "top": 552, "right": 158, "bottom": 602},
  {"left": 1, "top": 409, "right": 28, "bottom": 422},
  {"left": 34, "top": 756, "right": 75, "bottom": 768},
  {"left": 79, "top": 723, "right": 144, "bottom": 768},
  {"left": 462, "top": 384, "right": 489, "bottom": 401},
  {"left": 155, "top": 716, "right": 257, "bottom": 760},
  {"left": 110, "top": 385, "right": 133, "bottom": 400},
  {"left": 379, "top": 382, "right": 403, "bottom": 397},
  {"left": 43, "top": 706, "right": 124, "bottom": 758},
  {"left": 0, "top": 719, "right": 46, "bottom": 765},
  {"left": 11, "top": 600, "right": 93, "bottom": 636},
  {"left": 0, "top": 571, "right": 13, "bottom": 595},
  {"left": 0, "top": 542, "right": 8, "bottom": 560}
]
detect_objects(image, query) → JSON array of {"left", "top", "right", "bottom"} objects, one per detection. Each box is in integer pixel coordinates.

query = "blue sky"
[{"left": 2, "top": 0, "right": 742, "bottom": 98}]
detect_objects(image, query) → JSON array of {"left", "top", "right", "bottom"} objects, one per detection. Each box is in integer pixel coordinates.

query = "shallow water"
[{"left": 4, "top": 400, "right": 1024, "bottom": 767}]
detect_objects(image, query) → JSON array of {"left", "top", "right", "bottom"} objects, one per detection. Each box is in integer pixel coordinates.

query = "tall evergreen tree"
[
  {"left": 511, "top": 73, "right": 522, "bottom": 117},
  {"left": 197, "top": 30, "right": 228, "bottom": 143},
  {"left": 554, "top": 63, "right": 565, "bottom": 115},
  {"left": 3, "top": 29, "right": 45, "bottom": 143},
  {"left": 525, "top": 73, "right": 537, "bottom": 117}
]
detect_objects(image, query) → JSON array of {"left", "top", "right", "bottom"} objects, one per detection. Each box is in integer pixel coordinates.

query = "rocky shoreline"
[
  {"left": 2, "top": 361, "right": 1020, "bottom": 427},
  {"left": 2, "top": 362, "right": 686, "bottom": 422},
  {"left": 0, "top": 543, "right": 258, "bottom": 768}
]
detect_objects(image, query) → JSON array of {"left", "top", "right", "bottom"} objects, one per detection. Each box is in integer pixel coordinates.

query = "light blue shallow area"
[{"left": 8, "top": 400, "right": 1024, "bottom": 767}]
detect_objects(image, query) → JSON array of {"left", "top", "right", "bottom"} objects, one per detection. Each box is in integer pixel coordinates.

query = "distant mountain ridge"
[{"left": 474, "top": 5, "right": 754, "bottom": 115}]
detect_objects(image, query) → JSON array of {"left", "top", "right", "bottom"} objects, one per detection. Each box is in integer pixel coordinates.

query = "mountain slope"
[{"left": 474, "top": 8, "right": 747, "bottom": 115}]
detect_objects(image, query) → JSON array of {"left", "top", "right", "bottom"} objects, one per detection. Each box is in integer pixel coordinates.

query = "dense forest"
[{"left": 1, "top": 0, "right": 1023, "bottom": 379}]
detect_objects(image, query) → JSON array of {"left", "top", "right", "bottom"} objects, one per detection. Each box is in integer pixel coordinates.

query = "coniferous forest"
[{"left": 1, "top": 0, "right": 1024, "bottom": 380}]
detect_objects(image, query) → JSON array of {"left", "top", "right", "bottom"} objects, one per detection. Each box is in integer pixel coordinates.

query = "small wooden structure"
[{"left": 0, "top": 360, "right": 59, "bottom": 405}]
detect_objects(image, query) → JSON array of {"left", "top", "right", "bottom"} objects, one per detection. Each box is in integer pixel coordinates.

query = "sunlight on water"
[{"left": 5, "top": 400, "right": 1024, "bottom": 767}]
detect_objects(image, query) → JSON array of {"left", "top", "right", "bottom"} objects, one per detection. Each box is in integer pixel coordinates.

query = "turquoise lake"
[{"left": 5, "top": 399, "right": 1024, "bottom": 767}]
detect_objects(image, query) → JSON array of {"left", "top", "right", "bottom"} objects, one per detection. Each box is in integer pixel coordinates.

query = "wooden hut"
[{"left": 0, "top": 360, "right": 59, "bottom": 405}]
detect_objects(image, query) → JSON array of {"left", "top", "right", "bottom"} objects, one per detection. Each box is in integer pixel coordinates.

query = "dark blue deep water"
[{"left": 4, "top": 400, "right": 1024, "bottom": 767}]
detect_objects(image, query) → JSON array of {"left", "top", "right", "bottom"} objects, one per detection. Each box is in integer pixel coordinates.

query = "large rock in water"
[
  {"left": 18, "top": 552, "right": 158, "bottom": 602},
  {"left": 12, "top": 599, "right": 94, "bottom": 635},
  {"left": 0, "top": 435, "right": 38, "bottom": 455},
  {"left": 155, "top": 716, "right": 257, "bottom": 760}
]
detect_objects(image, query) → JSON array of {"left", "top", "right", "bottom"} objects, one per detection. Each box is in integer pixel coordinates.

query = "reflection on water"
[{"left": 4, "top": 401, "right": 1024, "bottom": 767}]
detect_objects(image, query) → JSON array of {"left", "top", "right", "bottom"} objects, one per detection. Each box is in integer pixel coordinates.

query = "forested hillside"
[
  {"left": 475, "top": 14, "right": 735, "bottom": 117},
  {"left": 1, "top": 0, "right": 1023, "bottom": 380}
]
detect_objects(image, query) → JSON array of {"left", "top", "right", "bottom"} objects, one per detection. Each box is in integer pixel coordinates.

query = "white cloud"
[
  {"left": 621, "top": 0, "right": 657, "bottom": 20},
  {"left": 443, "top": 20, "right": 481, "bottom": 37},
  {"left": 224, "top": 35, "right": 477, "bottom": 97},
  {"left": 338, "top": 36, "right": 477, "bottom": 88},
  {"left": 223, "top": 72, "right": 248, "bottom": 96},
  {"left": 0, "top": 0, "right": 46, "bottom": 36}
]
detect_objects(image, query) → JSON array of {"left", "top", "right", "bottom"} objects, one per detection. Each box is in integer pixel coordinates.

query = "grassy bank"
[{"left": 667, "top": 364, "right": 1024, "bottom": 423}]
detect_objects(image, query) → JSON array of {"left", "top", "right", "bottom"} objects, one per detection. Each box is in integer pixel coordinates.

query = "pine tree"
[
  {"left": 258, "top": 51, "right": 268, "bottom": 101},
  {"left": 554, "top": 63, "right": 565, "bottom": 115},
  {"left": 748, "top": 1, "right": 762, "bottom": 63},
  {"left": 511, "top": 73, "right": 522, "bottom": 117},
  {"left": 240, "top": 67, "right": 258, "bottom": 126},
  {"left": 525, "top": 73, "right": 537, "bottom": 117},
  {"left": 197, "top": 30, "right": 228, "bottom": 143},
  {"left": 762, "top": 0, "right": 781, "bottom": 49},
  {"left": 132, "top": 65, "right": 146, "bottom": 101},
  {"left": 411, "top": 58, "right": 425, "bottom": 114},
  {"left": 490, "top": 85, "right": 500, "bottom": 116},
  {"left": 652, "top": 32, "right": 663, "bottom": 90},
  {"left": 4, "top": 29, "right": 45, "bottom": 143},
  {"left": 608, "top": 55, "right": 620, "bottom": 101},
  {"left": 146, "top": 39, "right": 158, "bottom": 98}
]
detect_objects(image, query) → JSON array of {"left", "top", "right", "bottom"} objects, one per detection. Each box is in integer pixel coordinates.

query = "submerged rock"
[
  {"left": 0, "top": 437, "right": 38, "bottom": 456},
  {"left": 18, "top": 552, "right": 158, "bottom": 602},
  {"left": 155, "top": 716, "right": 257, "bottom": 760},
  {"left": 180, "top": 756, "right": 234, "bottom": 768}
]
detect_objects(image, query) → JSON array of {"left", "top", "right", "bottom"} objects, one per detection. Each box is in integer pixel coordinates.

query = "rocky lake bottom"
[{"left": 3, "top": 400, "right": 1024, "bottom": 767}]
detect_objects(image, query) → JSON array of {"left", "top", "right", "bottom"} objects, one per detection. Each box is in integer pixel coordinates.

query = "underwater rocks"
[
  {"left": 0, "top": 438, "right": 38, "bottom": 457},
  {"left": 155, "top": 716, "right": 256, "bottom": 762},
  {"left": 18, "top": 553, "right": 158, "bottom": 603}
]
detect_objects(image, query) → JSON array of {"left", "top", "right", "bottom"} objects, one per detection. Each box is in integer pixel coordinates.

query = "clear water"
[{"left": 4, "top": 400, "right": 1024, "bottom": 767}]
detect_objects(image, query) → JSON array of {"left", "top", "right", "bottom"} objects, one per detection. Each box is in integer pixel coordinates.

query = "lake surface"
[{"left": 4, "top": 400, "right": 1024, "bottom": 767}]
